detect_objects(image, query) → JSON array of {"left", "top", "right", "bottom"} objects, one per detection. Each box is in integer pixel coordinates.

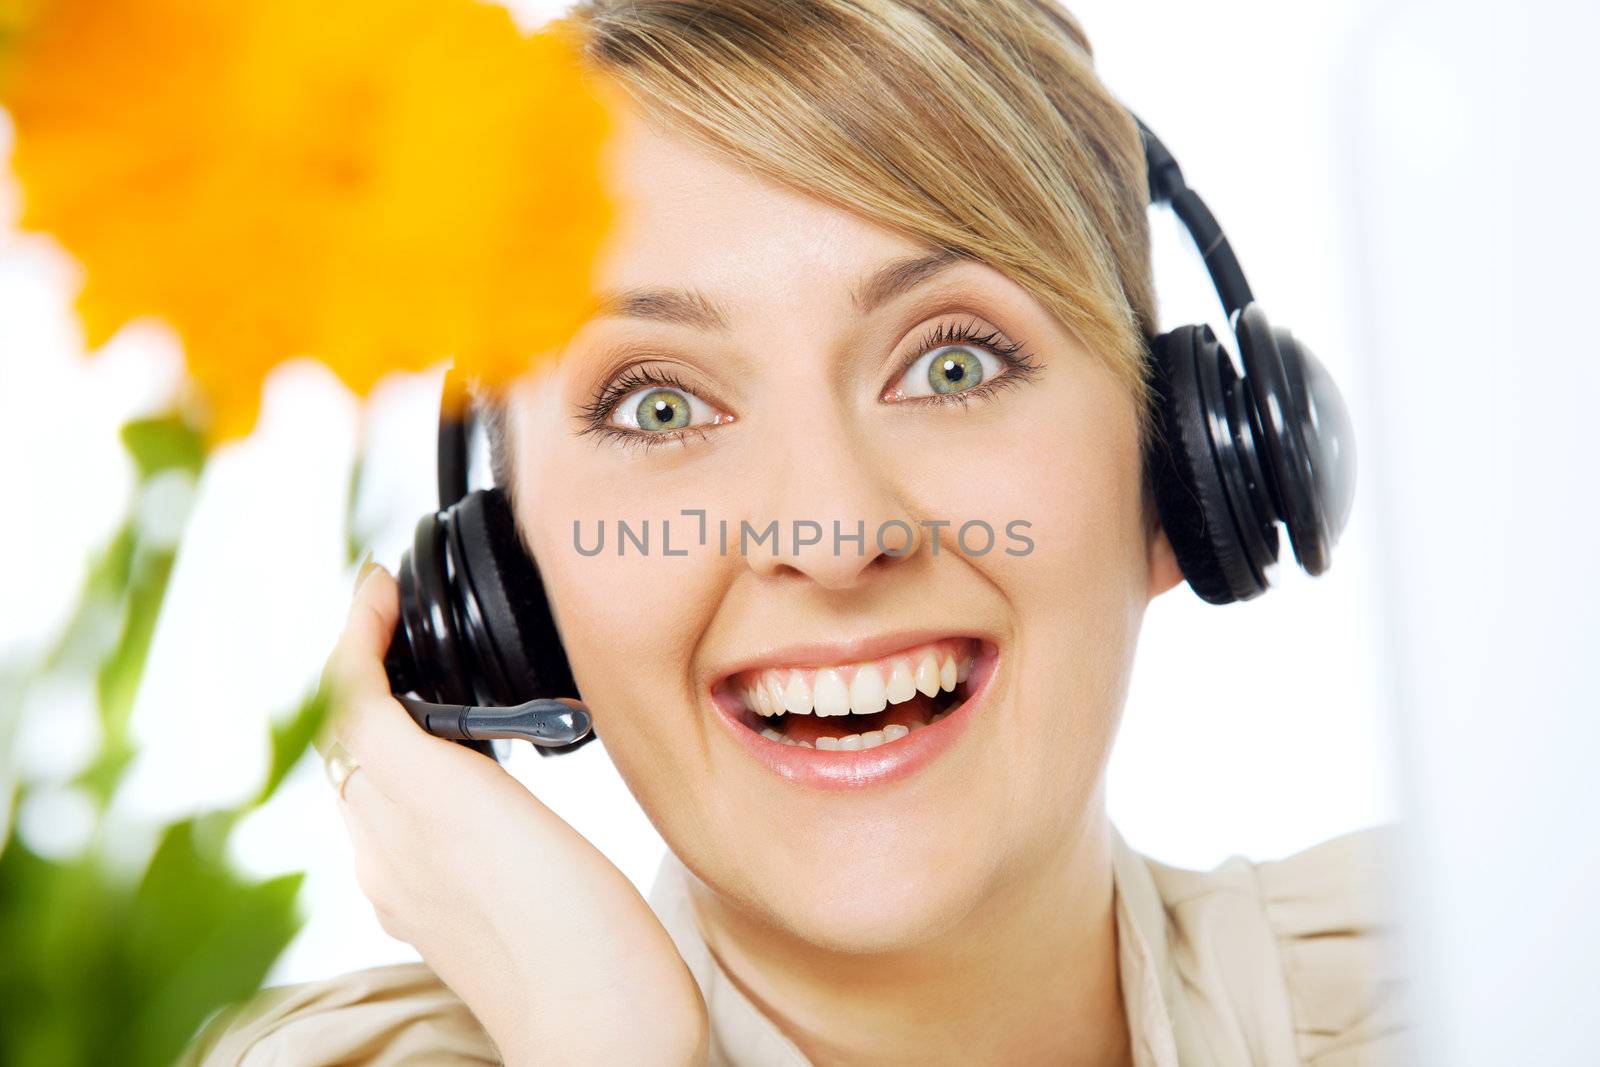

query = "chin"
[{"left": 723, "top": 814, "right": 1009, "bottom": 956}]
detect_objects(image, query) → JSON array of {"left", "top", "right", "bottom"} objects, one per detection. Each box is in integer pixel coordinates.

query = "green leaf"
[
  {"left": 41, "top": 521, "right": 137, "bottom": 676},
  {"left": 0, "top": 838, "right": 135, "bottom": 1066},
  {"left": 256, "top": 686, "right": 333, "bottom": 805},
  {"left": 95, "top": 544, "right": 175, "bottom": 733},
  {"left": 77, "top": 542, "right": 177, "bottom": 804},
  {"left": 1, "top": 411, "right": 313, "bottom": 1067},
  {"left": 0, "top": 801, "right": 310, "bottom": 1066},
  {"left": 344, "top": 450, "right": 369, "bottom": 566},
  {"left": 120, "top": 819, "right": 303, "bottom": 1067},
  {"left": 120, "top": 415, "right": 206, "bottom": 481}
]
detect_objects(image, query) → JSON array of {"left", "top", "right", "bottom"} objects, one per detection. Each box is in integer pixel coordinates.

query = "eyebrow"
[
  {"left": 591, "top": 247, "right": 966, "bottom": 333},
  {"left": 852, "top": 247, "right": 965, "bottom": 315},
  {"left": 592, "top": 287, "right": 731, "bottom": 331}
]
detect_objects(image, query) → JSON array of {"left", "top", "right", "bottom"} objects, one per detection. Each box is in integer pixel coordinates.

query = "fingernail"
[{"left": 352, "top": 551, "right": 378, "bottom": 596}]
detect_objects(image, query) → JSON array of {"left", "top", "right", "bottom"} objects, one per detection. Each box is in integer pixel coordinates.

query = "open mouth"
[{"left": 714, "top": 636, "right": 982, "bottom": 751}]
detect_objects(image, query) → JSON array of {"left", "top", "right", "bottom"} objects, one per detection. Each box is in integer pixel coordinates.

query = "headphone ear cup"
[
  {"left": 449, "top": 488, "right": 580, "bottom": 706},
  {"left": 391, "top": 509, "right": 475, "bottom": 706},
  {"left": 389, "top": 509, "right": 496, "bottom": 758},
  {"left": 1145, "top": 325, "right": 1276, "bottom": 604},
  {"left": 1234, "top": 304, "right": 1355, "bottom": 576}
]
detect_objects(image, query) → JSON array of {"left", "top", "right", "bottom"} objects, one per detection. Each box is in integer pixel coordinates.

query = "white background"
[{"left": 2, "top": 1, "right": 1594, "bottom": 1063}]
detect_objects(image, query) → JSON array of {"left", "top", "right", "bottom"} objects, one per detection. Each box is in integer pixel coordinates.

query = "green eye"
[
  {"left": 884, "top": 322, "right": 1040, "bottom": 406},
  {"left": 635, "top": 389, "right": 691, "bottom": 430},
  {"left": 927, "top": 347, "right": 985, "bottom": 393}
]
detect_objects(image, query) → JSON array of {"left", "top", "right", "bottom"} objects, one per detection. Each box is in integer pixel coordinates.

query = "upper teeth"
[{"left": 734, "top": 639, "right": 975, "bottom": 717}]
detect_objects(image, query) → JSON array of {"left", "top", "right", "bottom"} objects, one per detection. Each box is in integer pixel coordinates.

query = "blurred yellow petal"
[{"left": 2, "top": 0, "right": 616, "bottom": 440}]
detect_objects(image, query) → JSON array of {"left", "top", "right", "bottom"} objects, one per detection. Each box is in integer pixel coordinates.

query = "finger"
[
  {"left": 313, "top": 560, "right": 388, "bottom": 757},
  {"left": 326, "top": 562, "right": 402, "bottom": 705},
  {"left": 323, "top": 563, "right": 508, "bottom": 796},
  {"left": 333, "top": 779, "right": 404, "bottom": 926},
  {"left": 313, "top": 566, "right": 385, "bottom": 751},
  {"left": 321, "top": 565, "right": 440, "bottom": 787},
  {"left": 334, "top": 757, "right": 388, "bottom": 818}
]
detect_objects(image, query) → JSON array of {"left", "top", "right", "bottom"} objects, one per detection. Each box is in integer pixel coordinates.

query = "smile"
[
  {"left": 727, "top": 636, "right": 975, "bottom": 749},
  {"left": 709, "top": 633, "right": 1000, "bottom": 788}
]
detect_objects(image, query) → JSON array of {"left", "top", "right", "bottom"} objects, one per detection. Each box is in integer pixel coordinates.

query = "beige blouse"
[{"left": 179, "top": 822, "right": 1410, "bottom": 1065}]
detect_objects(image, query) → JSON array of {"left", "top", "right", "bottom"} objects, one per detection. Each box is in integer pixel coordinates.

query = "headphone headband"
[
  {"left": 438, "top": 369, "right": 472, "bottom": 509},
  {"left": 1130, "top": 111, "right": 1254, "bottom": 321},
  {"left": 433, "top": 114, "right": 1268, "bottom": 509}
]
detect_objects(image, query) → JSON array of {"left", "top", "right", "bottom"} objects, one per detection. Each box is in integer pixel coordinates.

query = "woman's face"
[{"left": 506, "top": 106, "right": 1184, "bottom": 953}]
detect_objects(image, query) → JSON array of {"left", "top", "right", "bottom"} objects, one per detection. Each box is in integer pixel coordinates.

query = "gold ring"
[{"left": 323, "top": 739, "right": 361, "bottom": 799}]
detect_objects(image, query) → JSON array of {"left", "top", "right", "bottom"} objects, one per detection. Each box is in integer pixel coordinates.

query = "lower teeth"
[{"left": 757, "top": 707, "right": 956, "bottom": 750}]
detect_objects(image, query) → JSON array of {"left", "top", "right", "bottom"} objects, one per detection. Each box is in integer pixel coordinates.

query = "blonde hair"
[{"left": 566, "top": 0, "right": 1159, "bottom": 450}]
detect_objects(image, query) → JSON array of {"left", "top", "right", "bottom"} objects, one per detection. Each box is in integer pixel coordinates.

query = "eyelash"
[
  {"left": 577, "top": 366, "right": 717, "bottom": 453},
  {"left": 894, "top": 318, "right": 1044, "bottom": 408},
  {"left": 577, "top": 317, "right": 1044, "bottom": 452}
]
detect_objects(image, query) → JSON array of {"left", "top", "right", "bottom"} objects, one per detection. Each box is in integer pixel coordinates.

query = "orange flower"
[{"left": 2, "top": 0, "right": 616, "bottom": 439}]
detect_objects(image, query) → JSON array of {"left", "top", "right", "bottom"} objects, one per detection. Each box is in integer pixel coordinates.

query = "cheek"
[
  {"left": 1017, "top": 411, "right": 1147, "bottom": 790},
  {"left": 925, "top": 376, "right": 1148, "bottom": 789},
  {"left": 905, "top": 372, "right": 1148, "bottom": 637},
  {"left": 1004, "top": 414, "right": 1147, "bottom": 632},
  {"left": 524, "top": 480, "right": 721, "bottom": 757},
  {"left": 508, "top": 379, "right": 724, "bottom": 757}
]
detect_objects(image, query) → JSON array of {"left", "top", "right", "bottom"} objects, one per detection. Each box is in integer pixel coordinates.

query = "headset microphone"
[
  {"left": 381, "top": 371, "right": 595, "bottom": 761},
  {"left": 397, "top": 695, "right": 592, "bottom": 748}
]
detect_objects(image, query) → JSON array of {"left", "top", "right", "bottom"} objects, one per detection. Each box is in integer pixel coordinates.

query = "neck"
[{"left": 687, "top": 813, "right": 1132, "bottom": 1067}]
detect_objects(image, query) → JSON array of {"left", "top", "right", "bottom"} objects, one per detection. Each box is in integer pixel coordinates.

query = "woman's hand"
[{"left": 318, "top": 563, "right": 710, "bottom": 1066}]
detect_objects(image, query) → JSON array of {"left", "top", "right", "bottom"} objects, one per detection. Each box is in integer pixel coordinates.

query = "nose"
[{"left": 740, "top": 405, "right": 923, "bottom": 591}]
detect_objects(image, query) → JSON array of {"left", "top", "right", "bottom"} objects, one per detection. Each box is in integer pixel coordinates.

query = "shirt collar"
[
  {"left": 647, "top": 823, "right": 1185, "bottom": 1067},
  {"left": 647, "top": 851, "right": 812, "bottom": 1066},
  {"left": 1108, "top": 821, "right": 1184, "bottom": 1067}
]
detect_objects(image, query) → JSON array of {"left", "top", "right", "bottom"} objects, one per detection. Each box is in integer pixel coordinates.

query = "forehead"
[{"left": 595, "top": 107, "right": 928, "bottom": 317}]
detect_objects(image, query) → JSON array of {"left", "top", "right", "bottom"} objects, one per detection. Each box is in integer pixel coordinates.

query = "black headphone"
[
  {"left": 1134, "top": 115, "right": 1356, "bottom": 604},
  {"left": 382, "top": 112, "right": 1357, "bottom": 760}
]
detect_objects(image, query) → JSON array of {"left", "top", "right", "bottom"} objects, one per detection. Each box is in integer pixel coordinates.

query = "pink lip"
[
  {"left": 708, "top": 638, "right": 1001, "bottom": 790},
  {"left": 708, "top": 628, "right": 991, "bottom": 686}
]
